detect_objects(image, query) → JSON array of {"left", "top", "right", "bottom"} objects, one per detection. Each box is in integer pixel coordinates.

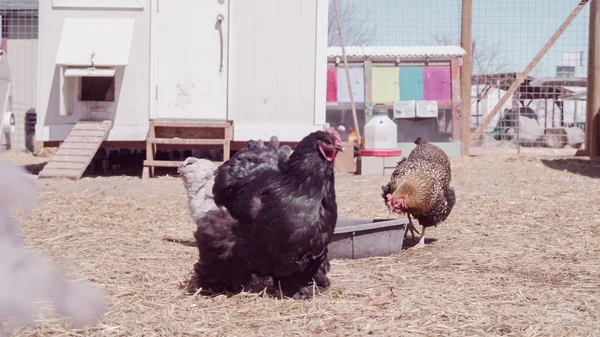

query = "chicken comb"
[{"left": 324, "top": 127, "right": 342, "bottom": 144}]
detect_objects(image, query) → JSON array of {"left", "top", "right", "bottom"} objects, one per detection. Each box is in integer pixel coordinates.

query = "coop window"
[{"left": 80, "top": 76, "right": 115, "bottom": 102}]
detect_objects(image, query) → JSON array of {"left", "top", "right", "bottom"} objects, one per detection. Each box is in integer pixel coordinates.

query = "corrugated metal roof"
[
  {"left": 327, "top": 45, "right": 466, "bottom": 59},
  {"left": 0, "top": 0, "right": 38, "bottom": 10}
]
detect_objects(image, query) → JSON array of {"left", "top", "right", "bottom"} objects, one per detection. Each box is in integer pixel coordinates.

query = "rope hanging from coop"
[{"left": 333, "top": 0, "right": 362, "bottom": 146}]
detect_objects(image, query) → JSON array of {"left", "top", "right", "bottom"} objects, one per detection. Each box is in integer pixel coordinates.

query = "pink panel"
[
  {"left": 423, "top": 66, "right": 451, "bottom": 101},
  {"left": 326, "top": 67, "right": 338, "bottom": 102}
]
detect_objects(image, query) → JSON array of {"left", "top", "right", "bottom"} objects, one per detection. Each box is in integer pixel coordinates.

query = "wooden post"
[
  {"left": 363, "top": 59, "right": 373, "bottom": 123},
  {"left": 460, "top": 0, "right": 473, "bottom": 155},
  {"left": 333, "top": 0, "right": 361, "bottom": 143},
  {"left": 470, "top": 0, "right": 590, "bottom": 143},
  {"left": 451, "top": 59, "right": 462, "bottom": 141},
  {"left": 587, "top": 0, "right": 600, "bottom": 158}
]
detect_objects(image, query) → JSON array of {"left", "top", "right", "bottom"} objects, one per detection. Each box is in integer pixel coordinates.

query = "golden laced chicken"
[{"left": 381, "top": 137, "right": 456, "bottom": 249}]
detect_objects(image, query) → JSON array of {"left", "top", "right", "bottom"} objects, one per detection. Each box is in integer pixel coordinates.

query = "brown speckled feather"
[{"left": 382, "top": 137, "right": 455, "bottom": 228}]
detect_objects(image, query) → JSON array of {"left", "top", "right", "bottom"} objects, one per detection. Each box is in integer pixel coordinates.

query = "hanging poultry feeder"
[{"left": 329, "top": 218, "right": 408, "bottom": 259}]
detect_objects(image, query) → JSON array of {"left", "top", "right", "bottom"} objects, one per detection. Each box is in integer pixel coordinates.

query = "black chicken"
[{"left": 188, "top": 129, "right": 343, "bottom": 299}]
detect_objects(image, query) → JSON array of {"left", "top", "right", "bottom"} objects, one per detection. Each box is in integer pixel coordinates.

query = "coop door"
[{"left": 157, "top": 0, "right": 228, "bottom": 120}]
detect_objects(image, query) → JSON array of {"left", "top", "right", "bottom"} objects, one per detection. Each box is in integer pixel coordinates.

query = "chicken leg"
[
  {"left": 405, "top": 214, "right": 420, "bottom": 239},
  {"left": 411, "top": 226, "right": 426, "bottom": 250}
]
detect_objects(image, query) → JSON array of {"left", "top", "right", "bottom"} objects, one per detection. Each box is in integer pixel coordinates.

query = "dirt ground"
[{"left": 1, "top": 149, "right": 600, "bottom": 336}]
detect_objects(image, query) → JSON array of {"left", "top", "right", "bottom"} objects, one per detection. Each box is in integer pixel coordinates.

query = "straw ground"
[{"left": 1, "top": 150, "right": 600, "bottom": 336}]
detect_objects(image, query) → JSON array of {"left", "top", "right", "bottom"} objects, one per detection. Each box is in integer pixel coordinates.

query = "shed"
[
  {"left": 326, "top": 45, "right": 465, "bottom": 155},
  {"left": 471, "top": 73, "right": 586, "bottom": 130},
  {"left": 36, "top": 0, "right": 328, "bottom": 179}
]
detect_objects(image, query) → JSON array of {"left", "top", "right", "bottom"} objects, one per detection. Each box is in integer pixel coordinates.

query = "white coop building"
[{"left": 36, "top": 0, "right": 328, "bottom": 179}]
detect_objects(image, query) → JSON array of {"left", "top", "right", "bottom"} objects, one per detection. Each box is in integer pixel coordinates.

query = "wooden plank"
[
  {"left": 470, "top": 0, "right": 590, "bottom": 142},
  {"left": 65, "top": 136, "right": 105, "bottom": 143},
  {"left": 68, "top": 130, "right": 109, "bottom": 138},
  {"left": 152, "top": 119, "right": 231, "bottom": 128},
  {"left": 451, "top": 59, "right": 462, "bottom": 142},
  {"left": 49, "top": 154, "right": 89, "bottom": 163},
  {"left": 39, "top": 167, "right": 81, "bottom": 175},
  {"left": 58, "top": 142, "right": 99, "bottom": 150},
  {"left": 332, "top": 0, "right": 361, "bottom": 141},
  {"left": 224, "top": 126, "right": 233, "bottom": 140},
  {"left": 148, "top": 138, "right": 227, "bottom": 145},
  {"left": 38, "top": 120, "right": 112, "bottom": 180},
  {"left": 461, "top": 0, "right": 473, "bottom": 155},
  {"left": 155, "top": 127, "right": 225, "bottom": 139},
  {"left": 143, "top": 160, "right": 183, "bottom": 168},
  {"left": 39, "top": 169, "right": 80, "bottom": 179},
  {"left": 364, "top": 60, "right": 372, "bottom": 122},
  {"left": 144, "top": 123, "right": 156, "bottom": 180},
  {"left": 55, "top": 148, "right": 97, "bottom": 156},
  {"left": 44, "top": 161, "right": 90, "bottom": 170},
  {"left": 587, "top": 0, "right": 600, "bottom": 158},
  {"left": 71, "top": 124, "right": 112, "bottom": 131},
  {"left": 144, "top": 159, "right": 226, "bottom": 168}
]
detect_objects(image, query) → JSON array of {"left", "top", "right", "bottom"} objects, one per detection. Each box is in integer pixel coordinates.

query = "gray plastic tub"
[{"left": 328, "top": 218, "right": 408, "bottom": 259}]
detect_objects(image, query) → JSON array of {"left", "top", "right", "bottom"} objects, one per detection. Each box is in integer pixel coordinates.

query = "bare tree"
[
  {"left": 328, "top": 0, "right": 377, "bottom": 46},
  {"left": 432, "top": 33, "right": 509, "bottom": 75},
  {"left": 433, "top": 33, "right": 510, "bottom": 124}
]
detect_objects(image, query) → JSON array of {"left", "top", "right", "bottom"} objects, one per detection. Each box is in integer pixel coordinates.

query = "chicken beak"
[{"left": 334, "top": 142, "right": 344, "bottom": 152}]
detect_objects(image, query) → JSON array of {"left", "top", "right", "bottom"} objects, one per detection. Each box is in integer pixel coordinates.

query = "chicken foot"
[
  {"left": 411, "top": 226, "right": 427, "bottom": 250},
  {"left": 405, "top": 214, "right": 421, "bottom": 239},
  {"left": 274, "top": 256, "right": 331, "bottom": 300}
]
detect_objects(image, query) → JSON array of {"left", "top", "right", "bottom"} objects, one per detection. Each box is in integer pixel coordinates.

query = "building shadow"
[{"left": 540, "top": 157, "right": 600, "bottom": 179}]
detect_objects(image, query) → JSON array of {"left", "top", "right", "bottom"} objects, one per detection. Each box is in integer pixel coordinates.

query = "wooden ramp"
[
  {"left": 39, "top": 120, "right": 113, "bottom": 180},
  {"left": 143, "top": 119, "right": 232, "bottom": 179}
]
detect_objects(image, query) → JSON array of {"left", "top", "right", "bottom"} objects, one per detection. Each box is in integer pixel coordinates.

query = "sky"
[{"left": 343, "top": 0, "right": 590, "bottom": 78}]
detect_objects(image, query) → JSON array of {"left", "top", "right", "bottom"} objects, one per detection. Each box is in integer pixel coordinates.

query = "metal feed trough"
[{"left": 329, "top": 218, "right": 408, "bottom": 259}]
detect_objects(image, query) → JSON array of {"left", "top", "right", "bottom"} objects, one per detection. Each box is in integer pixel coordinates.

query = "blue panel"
[{"left": 399, "top": 67, "right": 424, "bottom": 101}]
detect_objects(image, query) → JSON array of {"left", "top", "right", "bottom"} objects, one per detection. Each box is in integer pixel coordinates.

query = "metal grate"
[
  {"left": 0, "top": 4, "right": 38, "bottom": 151},
  {"left": 327, "top": 0, "right": 590, "bottom": 155},
  {"left": 469, "top": 0, "right": 589, "bottom": 154}
]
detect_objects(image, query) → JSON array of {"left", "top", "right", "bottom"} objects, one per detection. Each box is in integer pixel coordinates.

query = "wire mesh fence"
[
  {"left": 0, "top": 2, "right": 38, "bottom": 151},
  {"left": 469, "top": 0, "right": 589, "bottom": 154},
  {"left": 0, "top": 1, "right": 591, "bottom": 156},
  {"left": 327, "top": 0, "right": 590, "bottom": 155}
]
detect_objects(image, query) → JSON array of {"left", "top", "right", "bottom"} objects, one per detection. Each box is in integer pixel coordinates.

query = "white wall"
[
  {"left": 228, "top": 0, "right": 327, "bottom": 141},
  {"left": 36, "top": 0, "right": 151, "bottom": 142}
]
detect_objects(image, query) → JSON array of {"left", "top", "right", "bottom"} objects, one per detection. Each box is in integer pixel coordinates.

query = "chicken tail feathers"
[
  {"left": 445, "top": 187, "right": 456, "bottom": 213},
  {"left": 269, "top": 136, "right": 280, "bottom": 150},
  {"left": 414, "top": 137, "right": 428, "bottom": 145}
]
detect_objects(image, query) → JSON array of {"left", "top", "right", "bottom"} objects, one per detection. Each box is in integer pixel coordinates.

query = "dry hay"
[{"left": 1, "top": 151, "right": 600, "bottom": 336}]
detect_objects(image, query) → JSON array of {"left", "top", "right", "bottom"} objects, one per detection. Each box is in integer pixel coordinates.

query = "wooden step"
[
  {"left": 143, "top": 119, "right": 232, "bottom": 179},
  {"left": 143, "top": 160, "right": 224, "bottom": 168},
  {"left": 38, "top": 120, "right": 112, "bottom": 180},
  {"left": 148, "top": 137, "right": 228, "bottom": 145},
  {"left": 38, "top": 168, "right": 82, "bottom": 179},
  {"left": 151, "top": 118, "right": 232, "bottom": 129},
  {"left": 143, "top": 160, "right": 183, "bottom": 168}
]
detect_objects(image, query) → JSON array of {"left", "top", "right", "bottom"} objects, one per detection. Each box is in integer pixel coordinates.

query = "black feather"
[
  {"left": 414, "top": 137, "right": 428, "bottom": 145},
  {"left": 191, "top": 130, "right": 340, "bottom": 299}
]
